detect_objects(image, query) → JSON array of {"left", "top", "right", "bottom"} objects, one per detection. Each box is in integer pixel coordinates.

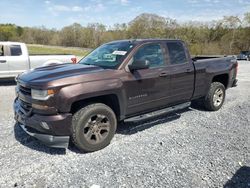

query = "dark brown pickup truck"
[{"left": 14, "top": 39, "right": 238, "bottom": 152}]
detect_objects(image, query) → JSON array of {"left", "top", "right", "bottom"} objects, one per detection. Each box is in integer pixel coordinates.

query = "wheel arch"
[
  {"left": 70, "top": 94, "right": 122, "bottom": 120},
  {"left": 212, "top": 73, "right": 229, "bottom": 89}
]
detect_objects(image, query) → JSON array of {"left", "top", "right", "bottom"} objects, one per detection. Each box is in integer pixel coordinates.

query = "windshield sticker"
[
  {"left": 112, "top": 50, "right": 127, "bottom": 56},
  {"left": 103, "top": 54, "right": 116, "bottom": 62}
]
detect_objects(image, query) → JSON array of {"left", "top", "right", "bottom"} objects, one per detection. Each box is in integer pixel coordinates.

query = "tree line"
[{"left": 0, "top": 13, "right": 250, "bottom": 55}]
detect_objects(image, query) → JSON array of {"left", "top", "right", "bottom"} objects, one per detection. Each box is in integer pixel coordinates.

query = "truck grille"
[
  {"left": 19, "top": 99, "right": 32, "bottom": 112},
  {"left": 16, "top": 83, "right": 33, "bottom": 116},
  {"left": 19, "top": 85, "right": 31, "bottom": 96},
  {"left": 18, "top": 99, "right": 32, "bottom": 117}
]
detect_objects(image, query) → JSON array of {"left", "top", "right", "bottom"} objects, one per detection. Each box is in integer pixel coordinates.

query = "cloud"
[
  {"left": 107, "top": 0, "right": 130, "bottom": 6},
  {"left": 95, "top": 3, "right": 105, "bottom": 11},
  {"left": 85, "top": 3, "right": 105, "bottom": 12},
  {"left": 52, "top": 5, "right": 71, "bottom": 12},
  {"left": 188, "top": 0, "right": 221, "bottom": 4},
  {"left": 187, "top": 0, "right": 199, "bottom": 3},
  {"left": 44, "top": 0, "right": 50, "bottom": 4},
  {"left": 72, "top": 6, "right": 83, "bottom": 12},
  {"left": 46, "top": 2, "right": 105, "bottom": 14},
  {"left": 47, "top": 4, "right": 83, "bottom": 13},
  {"left": 238, "top": 0, "right": 250, "bottom": 5},
  {"left": 121, "top": 0, "right": 130, "bottom": 5}
]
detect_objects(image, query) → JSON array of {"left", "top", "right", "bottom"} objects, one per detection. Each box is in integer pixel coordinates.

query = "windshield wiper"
[
  {"left": 83, "top": 63, "right": 103, "bottom": 68},
  {"left": 83, "top": 63, "right": 93, "bottom": 66}
]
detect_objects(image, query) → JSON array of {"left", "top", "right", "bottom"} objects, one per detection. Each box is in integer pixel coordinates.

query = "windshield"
[
  {"left": 79, "top": 41, "right": 134, "bottom": 69},
  {"left": 241, "top": 51, "right": 250, "bottom": 55}
]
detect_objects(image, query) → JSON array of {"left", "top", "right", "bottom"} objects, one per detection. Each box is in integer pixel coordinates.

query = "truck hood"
[{"left": 18, "top": 63, "right": 107, "bottom": 88}]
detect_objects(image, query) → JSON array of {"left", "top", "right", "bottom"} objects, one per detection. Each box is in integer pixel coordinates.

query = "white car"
[
  {"left": 0, "top": 42, "right": 77, "bottom": 78},
  {"left": 237, "top": 51, "right": 250, "bottom": 61}
]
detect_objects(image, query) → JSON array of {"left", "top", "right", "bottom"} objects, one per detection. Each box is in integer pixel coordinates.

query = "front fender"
[{"left": 55, "top": 79, "right": 125, "bottom": 114}]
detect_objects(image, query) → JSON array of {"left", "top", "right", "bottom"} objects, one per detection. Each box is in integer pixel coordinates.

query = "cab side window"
[
  {"left": 133, "top": 43, "right": 164, "bottom": 68},
  {"left": 10, "top": 45, "right": 22, "bottom": 56},
  {"left": 167, "top": 42, "right": 188, "bottom": 65}
]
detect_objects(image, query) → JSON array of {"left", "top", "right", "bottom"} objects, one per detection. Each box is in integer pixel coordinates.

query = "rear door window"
[
  {"left": 166, "top": 42, "right": 188, "bottom": 65},
  {"left": 133, "top": 43, "right": 165, "bottom": 68},
  {"left": 10, "top": 45, "right": 22, "bottom": 56}
]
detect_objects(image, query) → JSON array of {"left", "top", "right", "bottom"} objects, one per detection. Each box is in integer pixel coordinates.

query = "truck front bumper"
[
  {"left": 14, "top": 98, "right": 72, "bottom": 148},
  {"left": 18, "top": 123, "right": 70, "bottom": 148}
]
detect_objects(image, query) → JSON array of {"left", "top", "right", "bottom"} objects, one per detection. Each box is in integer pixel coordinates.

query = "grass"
[{"left": 27, "top": 44, "right": 91, "bottom": 58}]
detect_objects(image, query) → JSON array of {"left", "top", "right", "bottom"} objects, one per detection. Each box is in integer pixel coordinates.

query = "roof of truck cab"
[{"left": 106, "top": 39, "right": 183, "bottom": 45}]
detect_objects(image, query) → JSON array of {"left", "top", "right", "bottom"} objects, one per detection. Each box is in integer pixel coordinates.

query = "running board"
[{"left": 125, "top": 102, "right": 191, "bottom": 123}]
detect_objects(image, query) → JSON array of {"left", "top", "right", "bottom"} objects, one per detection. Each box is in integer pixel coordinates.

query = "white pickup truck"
[{"left": 0, "top": 42, "right": 77, "bottom": 78}]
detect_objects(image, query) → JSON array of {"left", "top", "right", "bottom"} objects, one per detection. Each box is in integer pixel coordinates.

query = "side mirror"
[{"left": 128, "top": 60, "right": 150, "bottom": 71}]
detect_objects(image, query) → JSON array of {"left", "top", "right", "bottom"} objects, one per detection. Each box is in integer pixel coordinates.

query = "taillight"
[{"left": 71, "top": 57, "right": 77, "bottom": 64}]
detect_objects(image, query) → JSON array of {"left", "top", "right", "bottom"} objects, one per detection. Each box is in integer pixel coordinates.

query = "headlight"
[{"left": 31, "top": 89, "right": 56, "bottom": 100}]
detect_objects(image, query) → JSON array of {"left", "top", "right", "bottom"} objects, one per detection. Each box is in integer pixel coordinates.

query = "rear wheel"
[
  {"left": 203, "top": 82, "right": 225, "bottom": 111},
  {"left": 72, "top": 103, "right": 117, "bottom": 152}
]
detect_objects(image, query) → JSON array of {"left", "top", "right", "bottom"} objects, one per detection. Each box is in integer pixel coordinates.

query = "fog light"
[{"left": 40, "top": 122, "right": 49, "bottom": 130}]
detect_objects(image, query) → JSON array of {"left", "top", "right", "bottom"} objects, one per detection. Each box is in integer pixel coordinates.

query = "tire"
[
  {"left": 72, "top": 103, "right": 117, "bottom": 152},
  {"left": 203, "top": 82, "right": 226, "bottom": 111}
]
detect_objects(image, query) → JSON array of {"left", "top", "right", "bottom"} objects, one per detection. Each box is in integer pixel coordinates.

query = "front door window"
[{"left": 133, "top": 43, "right": 165, "bottom": 68}]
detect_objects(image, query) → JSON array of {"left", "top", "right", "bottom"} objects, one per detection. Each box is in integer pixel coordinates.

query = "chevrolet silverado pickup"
[
  {"left": 14, "top": 39, "right": 238, "bottom": 152},
  {"left": 0, "top": 42, "right": 77, "bottom": 78}
]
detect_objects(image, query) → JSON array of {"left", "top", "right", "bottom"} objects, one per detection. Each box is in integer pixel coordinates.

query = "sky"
[{"left": 0, "top": 0, "right": 250, "bottom": 29}]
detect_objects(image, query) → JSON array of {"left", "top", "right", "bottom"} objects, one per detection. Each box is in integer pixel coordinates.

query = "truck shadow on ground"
[
  {"left": 68, "top": 108, "right": 192, "bottom": 153},
  {"left": 116, "top": 108, "right": 190, "bottom": 135},
  {"left": 14, "top": 123, "right": 66, "bottom": 155},
  {"left": 224, "top": 166, "right": 250, "bottom": 188},
  {"left": 190, "top": 100, "right": 207, "bottom": 112}
]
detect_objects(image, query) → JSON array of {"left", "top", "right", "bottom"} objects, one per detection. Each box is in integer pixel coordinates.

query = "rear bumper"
[{"left": 14, "top": 98, "right": 72, "bottom": 148}]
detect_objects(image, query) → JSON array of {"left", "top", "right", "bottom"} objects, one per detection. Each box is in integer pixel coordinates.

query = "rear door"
[
  {"left": 165, "top": 41, "right": 195, "bottom": 104},
  {"left": 0, "top": 44, "right": 9, "bottom": 78},
  {"left": 123, "top": 42, "right": 171, "bottom": 116}
]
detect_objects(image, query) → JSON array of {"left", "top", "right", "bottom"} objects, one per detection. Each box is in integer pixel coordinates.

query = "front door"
[{"left": 123, "top": 43, "right": 171, "bottom": 116}]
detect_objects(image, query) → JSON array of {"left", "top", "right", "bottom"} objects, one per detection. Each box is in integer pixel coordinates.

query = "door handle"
[
  {"left": 0, "top": 60, "right": 6, "bottom": 63},
  {"left": 185, "top": 69, "right": 192, "bottom": 73},
  {"left": 159, "top": 72, "right": 168, "bottom": 77}
]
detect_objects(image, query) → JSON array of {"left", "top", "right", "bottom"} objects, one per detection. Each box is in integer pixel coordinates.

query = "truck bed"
[
  {"left": 192, "top": 55, "right": 228, "bottom": 61},
  {"left": 192, "top": 56, "right": 237, "bottom": 100}
]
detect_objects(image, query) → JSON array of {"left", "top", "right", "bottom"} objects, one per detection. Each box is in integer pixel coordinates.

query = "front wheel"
[
  {"left": 203, "top": 82, "right": 226, "bottom": 111},
  {"left": 72, "top": 103, "right": 117, "bottom": 152}
]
